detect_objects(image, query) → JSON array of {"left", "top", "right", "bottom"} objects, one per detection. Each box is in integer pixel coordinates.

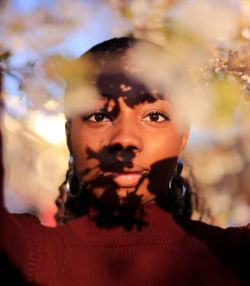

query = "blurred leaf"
[
  {"left": 43, "top": 55, "right": 95, "bottom": 88},
  {"left": 212, "top": 77, "right": 240, "bottom": 126},
  {"left": 123, "top": 8, "right": 132, "bottom": 20},
  {"left": 8, "top": 18, "right": 26, "bottom": 34},
  {"left": 243, "top": 88, "right": 250, "bottom": 102},
  {"left": 0, "top": 50, "right": 12, "bottom": 62}
]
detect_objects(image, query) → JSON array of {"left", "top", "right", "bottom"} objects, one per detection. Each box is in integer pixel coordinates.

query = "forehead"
[{"left": 95, "top": 68, "right": 166, "bottom": 108}]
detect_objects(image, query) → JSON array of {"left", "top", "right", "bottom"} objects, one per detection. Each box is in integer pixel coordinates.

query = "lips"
[
  {"left": 107, "top": 172, "right": 147, "bottom": 187},
  {"left": 103, "top": 161, "right": 149, "bottom": 188},
  {"left": 101, "top": 162, "right": 148, "bottom": 188}
]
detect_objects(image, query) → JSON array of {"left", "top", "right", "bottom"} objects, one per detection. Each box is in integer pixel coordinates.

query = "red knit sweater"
[
  {"left": 1, "top": 202, "right": 250, "bottom": 286},
  {"left": 0, "top": 136, "right": 249, "bottom": 286}
]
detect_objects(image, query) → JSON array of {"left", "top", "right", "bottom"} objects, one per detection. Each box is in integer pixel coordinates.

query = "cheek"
[
  {"left": 143, "top": 130, "right": 182, "bottom": 195},
  {"left": 69, "top": 123, "right": 100, "bottom": 174},
  {"left": 145, "top": 128, "right": 183, "bottom": 161}
]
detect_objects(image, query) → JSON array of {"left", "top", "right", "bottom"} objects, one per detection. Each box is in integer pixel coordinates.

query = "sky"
[{"left": 3, "top": 0, "right": 114, "bottom": 113}]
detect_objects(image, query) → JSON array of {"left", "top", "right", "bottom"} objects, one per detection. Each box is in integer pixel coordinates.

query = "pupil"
[
  {"left": 95, "top": 114, "right": 104, "bottom": 122},
  {"left": 150, "top": 113, "right": 159, "bottom": 121}
]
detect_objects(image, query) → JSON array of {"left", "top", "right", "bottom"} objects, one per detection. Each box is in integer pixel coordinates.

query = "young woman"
[{"left": 0, "top": 37, "right": 249, "bottom": 286}]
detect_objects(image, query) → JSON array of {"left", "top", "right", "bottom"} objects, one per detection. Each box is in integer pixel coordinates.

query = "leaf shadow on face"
[
  {"left": 66, "top": 142, "right": 178, "bottom": 231},
  {"left": 66, "top": 72, "right": 177, "bottom": 230},
  {"left": 96, "top": 71, "right": 165, "bottom": 109}
]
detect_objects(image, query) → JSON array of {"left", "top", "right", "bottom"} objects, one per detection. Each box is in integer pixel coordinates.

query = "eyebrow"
[
  {"left": 95, "top": 92, "right": 172, "bottom": 109},
  {"left": 98, "top": 92, "right": 169, "bottom": 100}
]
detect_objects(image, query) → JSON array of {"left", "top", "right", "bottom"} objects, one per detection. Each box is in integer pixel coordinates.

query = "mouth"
[{"left": 104, "top": 170, "right": 148, "bottom": 188}]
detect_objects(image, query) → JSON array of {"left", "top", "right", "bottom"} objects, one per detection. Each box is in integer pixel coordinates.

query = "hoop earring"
[
  {"left": 66, "top": 155, "right": 81, "bottom": 196},
  {"left": 168, "top": 157, "right": 186, "bottom": 198}
]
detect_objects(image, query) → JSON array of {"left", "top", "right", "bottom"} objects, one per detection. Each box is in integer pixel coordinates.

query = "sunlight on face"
[{"left": 67, "top": 63, "right": 189, "bottom": 206}]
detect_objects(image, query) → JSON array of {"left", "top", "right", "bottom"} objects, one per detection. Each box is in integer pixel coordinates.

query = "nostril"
[
  {"left": 128, "top": 146, "right": 137, "bottom": 151},
  {"left": 109, "top": 143, "right": 123, "bottom": 153},
  {"left": 109, "top": 143, "right": 138, "bottom": 156}
]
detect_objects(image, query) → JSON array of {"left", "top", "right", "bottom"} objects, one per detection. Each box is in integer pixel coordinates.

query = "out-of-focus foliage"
[
  {"left": 43, "top": 54, "right": 102, "bottom": 118},
  {"left": 103, "top": 0, "right": 250, "bottom": 227},
  {"left": 1, "top": 0, "right": 250, "bottom": 227},
  {"left": 106, "top": 0, "right": 249, "bottom": 126},
  {"left": 0, "top": 0, "right": 100, "bottom": 115},
  {"left": 0, "top": 0, "right": 99, "bottom": 226}
]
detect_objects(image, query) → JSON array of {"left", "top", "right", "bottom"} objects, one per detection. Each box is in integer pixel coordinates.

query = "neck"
[{"left": 64, "top": 187, "right": 175, "bottom": 230}]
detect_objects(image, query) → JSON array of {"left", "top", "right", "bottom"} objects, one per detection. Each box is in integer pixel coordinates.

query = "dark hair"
[
  {"left": 84, "top": 37, "right": 138, "bottom": 58},
  {"left": 55, "top": 37, "right": 201, "bottom": 226}
]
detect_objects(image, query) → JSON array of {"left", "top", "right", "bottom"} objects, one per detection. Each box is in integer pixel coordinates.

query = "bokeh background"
[{"left": 0, "top": 0, "right": 249, "bottom": 227}]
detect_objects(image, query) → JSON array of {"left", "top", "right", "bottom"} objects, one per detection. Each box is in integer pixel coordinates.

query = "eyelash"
[
  {"left": 145, "top": 111, "right": 170, "bottom": 122},
  {"left": 81, "top": 110, "right": 111, "bottom": 122},
  {"left": 81, "top": 110, "right": 170, "bottom": 123}
]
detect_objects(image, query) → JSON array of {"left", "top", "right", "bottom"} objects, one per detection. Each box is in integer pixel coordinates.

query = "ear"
[
  {"left": 179, "top": 127, "right": 190, "bottom": 157},
  {"left": 65, "top": 121, "right": 72, "bottom": 153}
]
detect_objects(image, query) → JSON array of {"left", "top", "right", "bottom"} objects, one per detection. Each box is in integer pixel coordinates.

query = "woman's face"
[{"left": 67, "top": 68, "right": 189, "bottom": 206}]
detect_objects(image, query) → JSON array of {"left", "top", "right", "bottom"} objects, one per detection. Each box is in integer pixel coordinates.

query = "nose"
[{"left": 108, "top": 118, "right": 143, "bottom": 154}]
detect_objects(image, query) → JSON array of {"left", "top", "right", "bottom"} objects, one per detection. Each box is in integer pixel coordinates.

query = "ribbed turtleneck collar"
[{"left": 66, "top": 202, "right": 187, "bottom": 246}]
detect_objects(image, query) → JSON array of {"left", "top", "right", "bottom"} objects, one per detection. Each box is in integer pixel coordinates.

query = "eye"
[
  {"left": 82, "top": 111, "right": 111, "bottom": 122},
  {"left": 143, "top": 111, "right": 170, "bottom": 122}
]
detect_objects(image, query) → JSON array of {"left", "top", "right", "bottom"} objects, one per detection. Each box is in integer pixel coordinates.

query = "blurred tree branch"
[{"left": 0, "top": 0, "right": 7, "bottom": 9}]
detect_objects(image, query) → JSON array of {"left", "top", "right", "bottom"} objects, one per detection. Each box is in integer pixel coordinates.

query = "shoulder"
[
  {"left": 177, "top": 217, "right": 250, "bottom": 285},
  {"left": 12, "top": 213, "right": 82, "bottom": 250},
  {"left": 177, "top": 216, "right": 250, "bottom": 241},
  {"left": 12, "top": 213, "right": 69, "bottom": 238},
  {"left": 11, "top": 213, "right": 61, "bottom": 246},
  {"left": 12, "top": 213, "right": 41, "bottom": 227},
  {"left": 180, "top": 218, "right": 250, "bottom": 252},
  {"left": 175, "top": 217, "right": 250, "bottom": 264},
  {"left": 11, "top": 213, "right": 47, "bottom": 237}
]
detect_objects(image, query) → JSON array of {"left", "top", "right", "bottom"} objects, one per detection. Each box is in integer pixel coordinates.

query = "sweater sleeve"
[
  {"left": 0, "top": 122, "right": 40, "bottom": 283},
  {"left": 224, "top": 224, "right": 250, "bottom": 285}
]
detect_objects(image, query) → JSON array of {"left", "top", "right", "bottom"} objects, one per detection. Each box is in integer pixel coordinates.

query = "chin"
[
  {"left": 92, "top": 189, "right": 144, "bottom": 208},
  {"left": 116, "top": 189, "right": 157, "bottom": 207}
]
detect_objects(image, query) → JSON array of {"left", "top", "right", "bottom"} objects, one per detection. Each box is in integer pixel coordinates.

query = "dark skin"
[{"left": 66, "top": 68, "right": 189, "bottom": 207}]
